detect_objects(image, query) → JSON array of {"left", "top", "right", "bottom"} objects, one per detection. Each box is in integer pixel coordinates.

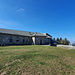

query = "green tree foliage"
[
  {"left": 57, "top": 38, "right": 59, "bottom": 41},
  {"left": 56, "top": 37, "right": 70, "bottom": 45},
  {"left": 53, "top": 38, "right": 55, "bottom": 40},
  {"left": 60, "top": 37, "right": 62, "bottom": 41}
]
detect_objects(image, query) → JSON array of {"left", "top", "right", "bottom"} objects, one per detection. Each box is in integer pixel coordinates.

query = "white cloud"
[{"left": 17, "top": 8, "right": 24, "bottom": 12}]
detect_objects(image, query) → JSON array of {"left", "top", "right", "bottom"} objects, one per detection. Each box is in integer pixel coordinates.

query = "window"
[
  {"left": 0, "top": 35, "right": 1, "bottom": 37},
  {"left": 10, "top": 36, "right": 12, "bottom": 38},
  {"left": 17, "top": 36, "right": 19, "bottom": 38},
  {"left": 23, "top": 39, "right": 25, "bottom": 43},
  {"left": 23, "top": 36, "right": 25, "bottom": 38},
  {"left": 28, "top": 39, "right": 29, "bottom": 42},
  {"left": 10, "top": 39, "right": 12, "bottom": 42},
  {"left": 46, "top": 39, "right": 49, "bottom": 42},
  {"left": 16, "top": 40, "right": 19, "bottom": 42},
  {"left": 40, "top": 40, "right": 42, "bottom": 45},
  {"left": 36, "top": 37, "right": 39, "bottom": 40},
  {"left": 6, "top": 37, "right": 8, "bottom": 40}
]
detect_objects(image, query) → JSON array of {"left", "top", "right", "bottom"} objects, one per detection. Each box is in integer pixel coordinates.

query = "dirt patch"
[
  {"left": 5, "top": 59, "right": 21, "bottom": 66},
  {"left": 1, "top": 71, "right": 6, "bottom": 75},
  {"left": 22, "top": 72, "right": 30, "bottom": 75}
]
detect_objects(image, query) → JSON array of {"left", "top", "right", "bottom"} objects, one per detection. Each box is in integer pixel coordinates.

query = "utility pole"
[{"left": 45, "top": 28, "right": 46, "bottom": 33}]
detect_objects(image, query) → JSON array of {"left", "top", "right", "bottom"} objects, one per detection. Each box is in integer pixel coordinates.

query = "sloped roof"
[
  {"left": 46, "top": 36, "right": 52, "bottom": 38},
  {"left": 0, "top": 28, "right": 46, "bottom": 37},
  {"left": 44, "top": 33, "right": 52, "bottom": 37},
  {"left": 44, "top": 33, "right": 52, "bottom": 38}
]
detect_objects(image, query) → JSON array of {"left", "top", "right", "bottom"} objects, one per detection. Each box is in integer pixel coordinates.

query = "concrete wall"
[
  {"left": 35, "top": 37, "right": 46, "bottom": 45},
  {"left": 33, "top": 37, "right": 52, "bottom": 45},
  {"left": 32, "top": 37, "right": 35, "bottom": 45},
  {"left": 0, "top": 33, "right": 52, "bottom": 46},
  {"left": 0, "top": 33, "right": 32, "bottom": 45},
  {"left": 45, "top": 38, "right": 52, "bottom": 45},
  {"left": 57, "top": 45, "right": 75, "bottom": 49}
]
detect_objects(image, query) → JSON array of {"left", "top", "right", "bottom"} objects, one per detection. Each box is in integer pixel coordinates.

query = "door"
[{"left": 40, "top": 40, "right": 42, "bottom": 45}]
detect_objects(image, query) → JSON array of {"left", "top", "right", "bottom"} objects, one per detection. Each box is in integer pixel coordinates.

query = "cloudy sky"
[{"left": 0, "top": 0, "right": 75, "bottom": 42}]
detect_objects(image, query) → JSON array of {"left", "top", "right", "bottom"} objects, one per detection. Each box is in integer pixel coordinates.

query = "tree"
[
  {"left": 57, "top": 38, "right": 59, "bottom": 41},
  {"left": 53, "top": 38, "right": 55, "bottom": 40},
  {"left": 59, "top": 37, "right": 63, "bottom": 44},
  {"left": 66, "top": 40, "right": 70, "bottom": 45},
  {"left": 60, "top": 37, "right": 62, "bottom": 41},
  {"left": 53, "top": 37, "right": 70, "bottom": 45},
  {"left": 63, "top": 38, "right": 70, "bottom": 45},
  {"left": 64, "top": 38, "right": 67, "bottom": 41}
]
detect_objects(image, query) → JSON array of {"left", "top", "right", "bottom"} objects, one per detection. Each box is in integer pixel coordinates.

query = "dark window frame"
[
  {"left": 9, "top": 39, "right": 12, "bottom": 42},
  {"left": 23, "top": 39, "right": 25, "bottom": 43},
  {"left": 16, "top": 40, "right": 19, "bottom": 42}
]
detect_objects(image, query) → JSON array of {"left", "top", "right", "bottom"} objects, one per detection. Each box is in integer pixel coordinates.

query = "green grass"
[{"left": 0, "top": 45, "right": 75, "bottom": 75}]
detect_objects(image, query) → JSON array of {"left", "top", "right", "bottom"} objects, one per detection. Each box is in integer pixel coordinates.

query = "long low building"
[{"left": 0, "top": 28, "right": 54, "bottom": 46}]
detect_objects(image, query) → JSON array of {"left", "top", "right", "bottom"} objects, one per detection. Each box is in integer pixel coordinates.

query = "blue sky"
[{"left": 0, "top": 0, "right": 75, "bottom": 42}]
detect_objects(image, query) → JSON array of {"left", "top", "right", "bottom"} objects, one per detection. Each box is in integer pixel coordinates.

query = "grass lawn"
[{"left": 0, "top": 45, "right": 75, "bottom": 75}]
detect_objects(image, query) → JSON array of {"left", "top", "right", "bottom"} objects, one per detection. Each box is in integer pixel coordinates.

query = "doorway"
[{"left": 40, "top": 40, "right": 42, "bottom": 45}]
